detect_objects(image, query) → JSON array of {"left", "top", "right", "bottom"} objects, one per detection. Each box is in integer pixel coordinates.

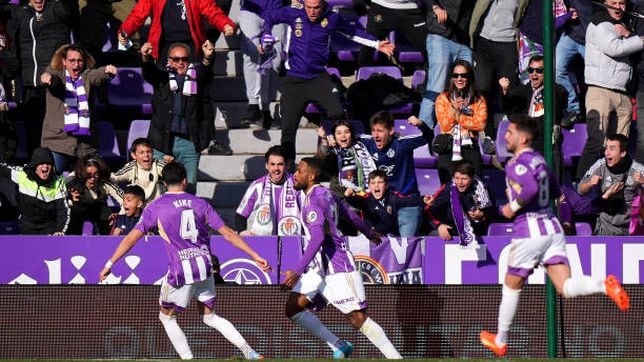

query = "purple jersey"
[
  {"left": 135, "top": 192, "right": 225, "bottom": 286},
  {"left": 295, "top": 185, "right": 374, "bottom": 274},
  {"left": 505, "top": 149, "right": 563, "bottom": 237}
]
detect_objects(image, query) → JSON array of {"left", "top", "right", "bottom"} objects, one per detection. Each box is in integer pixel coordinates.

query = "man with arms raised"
[
  {"left": 479, "top": 115, "right": 630, "bottom": 357},
  {"left": 236, "top": 145, "right": 302, "bottom": 236},
  {"left": 100, "top": 162, "right": 268, "bottom": 360},
  {"left": 281, "top": 157, "right": 402, "bottom": 359}
]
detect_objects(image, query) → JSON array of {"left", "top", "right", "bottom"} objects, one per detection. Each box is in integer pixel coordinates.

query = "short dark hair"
[
  {"left": 130, "top": 138, "right": 153, "bottom": 154},
  {"left": 368, "top": 169, "right": 388, "bottom": 182},
  {"left": 528, "top": 54, "right": 544, "bottom": 65},
  {"left": 369, "top": 110, "right": 394, "bottom": 129},
  {"left": 162, "top": 162, "right": 187, "bottom": 186},
  {"left": 607, "top": 133, "right": 629, "bottom": 152},
  {"left": 509, "top": 113, "right": 539, "bottom": 141},
  {"left": 124, "top": 185, "right": 145, "bottom": 201},
  {"left": 301, "top": 157, "right": 324, "bottom": 181},
  {"left": 453, "top": 160, "right": 475, "bottom": 177},
  {"left": 265, "top": 145, "right": 286, "bottom": 162},
  {"left": 332, "top": 119, "right": 356, "bottom": 136}
]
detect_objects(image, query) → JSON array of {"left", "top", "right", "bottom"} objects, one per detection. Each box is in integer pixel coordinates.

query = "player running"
[
  {"left": 281, "top": 157, "right": 402, "bottom": 359},
  {"left": 100, "top": 162, "right": 269, "bottom": 360},
  {"left": 480, "top": 115, "right": 630, "bottom": 357}
]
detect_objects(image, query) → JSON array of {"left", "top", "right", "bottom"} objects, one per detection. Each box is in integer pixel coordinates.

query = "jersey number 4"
[{"left": 180, "top": 209, "right": 199, "bottom": 243}]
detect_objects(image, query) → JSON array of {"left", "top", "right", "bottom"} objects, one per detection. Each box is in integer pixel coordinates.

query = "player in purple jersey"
[
  {"left": 100, "top": 162, "right": 269, "bottom": 360},
  {"left": 281, "top": 157, "right": 402, "bottom": 359},
  {"left": 480, "top": 115, "right": 630, "bottom": 357}
]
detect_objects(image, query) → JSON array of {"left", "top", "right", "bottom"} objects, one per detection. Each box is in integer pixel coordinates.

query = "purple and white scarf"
[
  {"left": 250, "top": 174, "right": 301, "bottom": 236},
  {"left": 450, "top": 183, "right": 476, "bottom": 247},
  {"left": 168, "top": 64, "right": 197, "bottom": 96},
  {"left": 63, "top": 70, "right": 90, "bottom": 136}
]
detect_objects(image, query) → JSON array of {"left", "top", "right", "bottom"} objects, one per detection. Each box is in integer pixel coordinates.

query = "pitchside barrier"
[{"left": 0, "top": 236, "right": 642, "bottom": 358}]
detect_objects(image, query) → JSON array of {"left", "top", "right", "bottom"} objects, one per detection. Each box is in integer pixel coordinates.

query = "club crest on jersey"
[
  {"left": 515, "top": 164, "right": 527, "bottom": 176},
  {"left": 278, "top": 216, "right": 301, "bottom": 235},
  {"left": 256, "top": 204, "right": 272, "bottom": 225},
  {"left": 387, "top": 148, "right": 395, "bottom": 158},
  {"left": 307, "top": 211, "right": 318, "bottom": 223},
  {"left": 295, "top": 18, "right": 303, "bottom": 37},
  {"left": 321, "top": 18, "right": 328, "bottom": 27}
]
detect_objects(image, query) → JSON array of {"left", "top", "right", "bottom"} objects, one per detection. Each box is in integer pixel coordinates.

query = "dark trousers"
[
  {"left": 437, "top": 145, "right": 483, "bottom": 184},
  {"left": 280, "top": 73, "right": 344, "bottom": 163},
  {"left": 20, "top": 86, "right": 46, "bottom": 156},
  {"left": 474, "top": 38, "right": 518, "bottom": 135},
  {"left": 576, "top": 109, "right": 604, "bottom": 179},
  {"left": 358, "top": 3, "right": 427, "bottom": 66}
]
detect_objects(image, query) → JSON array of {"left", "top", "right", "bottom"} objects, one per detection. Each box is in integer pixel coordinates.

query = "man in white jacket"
[{"left": 577, "top": 0, "right": 644, "bottom": 178}]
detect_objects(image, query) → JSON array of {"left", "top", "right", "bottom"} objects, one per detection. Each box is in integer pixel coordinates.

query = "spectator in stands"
[
  {"left": 40, "top": 44, "right": 117, "bottom": 173},
  {"left": 425, "top": 160, "right": 494, "bottom": 242},
  {"left": 360, "top": 111, "right": 432, "bottom": 236},
  {"left": 417, "top": 0, "right": 475, "bottom": 129},
  {"left": 317, "top": 119, "right": 377, "bottom": 198},
  {"left": 111, "top": 184, "right": 145, "bottom": 235},
  {"left": 117, "top": 0, "right": 234, "bottom": 65},
  {"left": 111, "top": 137, "right": 167, "bottom": 203},
  {"left": 235, "top": 145, "right": 302, "bottom": 236},
  {"left": 260, "top": 0, "right": 395, "bottom": 165},
  {"left": 354, "top": 0, "right": 427, "bottom": 66},
  {"left": 469, "top": 0, "right": 528, "bottom": 136},
  {"left": 8, "top": 0, "right": 78, "bottom": 155},
  {"left": 0, "top": 147, "right": 69, "bottom": 235},
  {"left": 556, "top": 0, "right": 594, "bottom": 126},
  {"left": 345, "top": 169, "right": 420, "bottom": 236},
  {"left": 142, "top": 40, "right": 216, "bottom": 194},
  {"left": 238, "top": 0, "right": 285, "bottom": 129},
  {"left": 66, "top": 154, "right": 124, "bottom": 235},
  {"left": 577, "top": 0, "right": 644, "bottom": 179},
  {"left": 0, "top": 39, "right": 18, "bottom": 162},
  {"left": 577, "top": 134, "right": 644, "bottom": 236},
  {"left": 499, "top": 55, "right": 568, "bottom": 155},
  {"left": 434, "top": 59, "right": 487, "bottom": 184}
]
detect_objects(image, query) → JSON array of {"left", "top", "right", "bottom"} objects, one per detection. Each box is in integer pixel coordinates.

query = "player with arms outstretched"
[
  {"left": 480, "top": 115, "right": 630, "bottom": 357},
  {"left": 100, "top": 162, "right": 269, "bottom": 360},
  {"left": 281, "top": 157, "right": 402, "bottom": 359}
]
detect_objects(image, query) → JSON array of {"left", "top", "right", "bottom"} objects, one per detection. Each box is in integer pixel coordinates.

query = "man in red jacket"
[{"left": 118, "top": 0, "right": 234, "bottom": 64}]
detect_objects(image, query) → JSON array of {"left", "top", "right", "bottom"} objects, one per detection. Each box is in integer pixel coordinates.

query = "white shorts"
[
  {"left": 507, "top": 232, "right": 569, "bottom": 278},
  {"left": 159, "top": 275, "right": 217, "bottom": 312},
  {"left": 293, "top": 269, "right": 367, "bottom": 314}
]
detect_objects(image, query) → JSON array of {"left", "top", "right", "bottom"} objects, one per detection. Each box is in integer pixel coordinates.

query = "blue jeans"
[
  {"left": 397, "top": 205, "right": 421, "bottom": 237},
  {"left": 52, "top": 151, "right": 76, "bottom": 174},
  {"left": 418, "top": 34, "right": 473, "bottom": 128},
  {"left": 154, "top": 136, "right": 200, "bottom": 194},
  {"left": 555, "top": 33, "right": 585, "bottom": 115}
]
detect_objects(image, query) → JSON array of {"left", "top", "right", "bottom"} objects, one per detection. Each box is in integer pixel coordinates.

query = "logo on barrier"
[
  {"left": 355, "top": 255, "right": 388, "bottom": 284},
  {"left": 220, "top": 258, "right": 272, "bottom": 285}
]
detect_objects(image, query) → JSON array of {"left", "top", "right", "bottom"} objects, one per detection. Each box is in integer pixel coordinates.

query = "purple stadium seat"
[
  {"left": 394, "top": 119, "right": 436, "bottom": 168},
  {"left": 97, "top": 122, "right": 121, "bottom": 158},
  {"left": 14, "top": 121, "right": 28, "bottom": 160},
  {"left": 482, "top": 169, "right": 508, "bottom": 205},
  {"left": 415, "top": 168, "right": 442, "bottom": 196},
  {"left": 575, "top": 222, "right": 592, "bottom": 236},
  {"left": 82, "top": 221, "right": 96, "bottom": 236},
  {"left": 487, "top": 222, "right": 514, "bottom": 236},
  {"left": 390, "top": 31, "right": 424, "bottom": 64},
  {"left": 561, "top": 123, "right": 587, "bottom": 167},
  {"left": 126, "top": 119, "right": 151, "bottom": 155},
  {"left": 0, "top": 221, "right": 20, "bottom": 235},
  {"left": 356, "top": 66, "right": 402, "bottom": 81},
  {"left": 305, "top": 68, "right": 343, "bottom": 114},
  {"left": 320, "top": 119, "right": 365, "bottom": 136},
  {"left": 495, "top": 119, "right": 512, "bottom": 163},
  {"left": 107, "top": 67, "right": 153, "bottom": 115},
  {"left": 411, "top": 69, "right": 426, "bottom": 93}
]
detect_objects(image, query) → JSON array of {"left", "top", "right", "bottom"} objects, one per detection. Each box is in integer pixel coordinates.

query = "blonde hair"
[{"left": 49, "top": 44, "right": 96, "bottom": 72}]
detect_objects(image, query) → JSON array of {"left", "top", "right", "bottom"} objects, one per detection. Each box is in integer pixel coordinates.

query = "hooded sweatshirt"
[{"left": 0, "top": 147, "right": 70, "bottom": 234}]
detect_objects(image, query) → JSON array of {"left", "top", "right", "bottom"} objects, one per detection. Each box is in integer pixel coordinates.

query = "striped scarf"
[
  {"left": 168, "top": 64, "right": 197, "bottom": 96},
  {"left": 63, "top": 70, "right": 90, "bottom": 136}
]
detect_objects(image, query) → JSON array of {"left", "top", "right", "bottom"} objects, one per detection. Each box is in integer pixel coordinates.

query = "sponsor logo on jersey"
[{"left": 355, "top": 255, "right": 388, "bottom": 284}]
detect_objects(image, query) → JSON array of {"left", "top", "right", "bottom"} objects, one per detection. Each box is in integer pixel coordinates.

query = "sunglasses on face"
[
  {"left": 527, "top": 67, "right": 544, "bottom": 74},
  {"left": 169, "top": 56, "right": 190, "bottom": 62},
  {"left": 451, "top": 73, "right": 469, "bottom": 79}
]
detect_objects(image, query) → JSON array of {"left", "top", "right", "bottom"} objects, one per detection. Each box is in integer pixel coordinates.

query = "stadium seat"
[
  {"left": 0, "top": 221, "right": 19, "bottom": 235},
  {"left": 411, "top": 69, "right": 426, "bottom": 93},
  {"left": 305, "top": 67, "right": 343, "bottom": 114},
  {"left": 126, "top": 120, "right": 151, "bottom": 155},
  {"left": 394, "top": 119, "right": 436, "bottom": 168},
  {"left": 495, "top": 119, "right": 512, "bottom": 163},
  {"left": 82, "top": 221, "right": 96, "bottom": 236},
  {"left": 97, "top": 122, "right": 121, "bottom": 158},
  {"left": 107, "top": 67, "right": 153, "bottom": 116},
  {"left": 481, "top": 169, "right": 508, "bottom": 205},
  {"left": 574, "top": 222, "right": 593, "bottom": 236},
  {"left": 415, "top": 168, "right": 442, "bottom": 196},
  {"left": 390, "top": 31, "right": 424, "bottom": 64},
  {"left": 561, "top": 123, "right": 587, "bottom": 167},
  {"left": 356, "top": 66, "right": 402, "bottom": 81}
]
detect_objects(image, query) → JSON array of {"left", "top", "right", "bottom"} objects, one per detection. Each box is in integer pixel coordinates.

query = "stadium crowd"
[{"left": 0, "top": 0, "right": 643, "bottom": 238}]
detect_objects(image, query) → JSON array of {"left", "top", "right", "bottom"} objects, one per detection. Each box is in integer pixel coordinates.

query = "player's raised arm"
[
  {"left": 217, "top": 224, "right": 270, "bottom": 271},
  {"left": 99, "top": 228, "right": 145, "bottom": 282}
]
